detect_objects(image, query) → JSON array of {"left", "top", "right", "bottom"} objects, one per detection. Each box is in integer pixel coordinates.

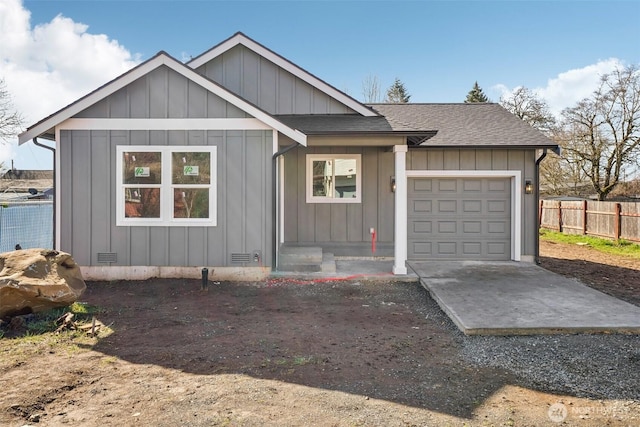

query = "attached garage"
[{"left": 408, "top": 176, "right": 512, "bottom": 260}]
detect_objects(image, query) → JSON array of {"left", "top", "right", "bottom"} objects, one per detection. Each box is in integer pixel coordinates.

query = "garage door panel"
[
  {"left": 408, "top": 177, "right": 511, "bottom": 261},
  {"left": 463, "top": 221, "right": 482, "bottom": 233},
  {"left": 412, "top": 200, "right": 432, "bottom": 212},
  {"left": 437, "top": 200, "right": 457, "bottom": 213},
  {"left": 462, "top": 200, "right": 482, "bottom": 212},
  {"left": 488, "top": 179, "right": 508, "bottom": 192},
  {"left": 412, "top": 179, "right": 432, "bottom": 192},
  {"left": 463, "top": 179, "right": 482, "bottom": 192},
  {"left": 438, "top": 179, "right": 457, "bottom": 192},
  {"left": 488, "top": 200, "right": 508, "bottom": 213},
  {"left": 412, "top": 241, "right": 433, "bottom": 255},
  {"left": 462, "top": 242, "right": 482, "bottom": 255},
  {"left": 412, "top": 220, "right": 432, "bottom": 234},
  {"left": 438, "top": 221, "right": 457, "bottom": 233},
  {"left": 487, "top": 242, "right": 509, "bottom": 255},
  {"left": 487, "top": 221, "right": 508, "bottom": 234},
  {"left": 437, "top": 242, "right": 457, "bottom": 255}
]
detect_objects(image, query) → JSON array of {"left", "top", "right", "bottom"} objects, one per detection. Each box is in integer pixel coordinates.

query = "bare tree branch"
[
  {"left": 0, "top": 78, "right": 24, "bottom": 144},
  {"left": 559, "top": 65, "right": 640, "bottom": 200},
  {"left": 361, "top": 74, "right": 381, "bottom": 103}
]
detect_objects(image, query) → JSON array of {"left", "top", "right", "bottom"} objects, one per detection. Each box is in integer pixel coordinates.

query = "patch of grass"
[
  {"left": 292, "top": 356, "right": 315, "bottom": 366},
  {"left": 260, "top": 355, "right": 321, "bottom": 369},
  {"left": 540, "top": 229, "right": 640, "bottom": 259},
  {"left": 19, "top": 302, "right": 103, "bottom": 335}
]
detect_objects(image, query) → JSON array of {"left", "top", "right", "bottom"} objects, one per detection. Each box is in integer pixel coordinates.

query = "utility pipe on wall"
[
  {"left": 272, "top": 142, "right": 300, "bottom": 270},
  {"left": 534, "top": 148, "right": 548, "bottom": 264}
]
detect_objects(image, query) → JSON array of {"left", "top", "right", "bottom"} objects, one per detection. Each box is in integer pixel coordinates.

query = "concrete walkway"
[{"left": 408, "top": 261, "right": 640, "bottom": 335}]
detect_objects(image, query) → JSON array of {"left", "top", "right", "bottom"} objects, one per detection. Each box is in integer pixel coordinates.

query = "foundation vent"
[
  {"left": 230, "top": 253, "right": 251, "bottom": 264},
  {"left": 97, "top": 252, "right": 117, "bottom": 263}
]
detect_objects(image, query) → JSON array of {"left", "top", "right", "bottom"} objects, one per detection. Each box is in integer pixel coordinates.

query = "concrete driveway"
[{"left": 407, "top": 261, "right": 640, "bottom": 335}]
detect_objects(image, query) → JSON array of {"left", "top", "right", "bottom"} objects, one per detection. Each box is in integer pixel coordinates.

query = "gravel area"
[
  {"left": 459, "top": 327, "right": 640, "bottom": 400},
  {"left": 409, "top": 287, "right": 640, "bottom": 401}
]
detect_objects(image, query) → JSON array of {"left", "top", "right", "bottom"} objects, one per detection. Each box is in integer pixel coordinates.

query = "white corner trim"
[
  {"left": 54, "top": 127, "right": 61, "bottom": 250},
  {"left": 404, "top": 170, "right": 522, "bottom": 262},
  {"left": 187, "top": 34, "right": 377, "bottom": 118}
]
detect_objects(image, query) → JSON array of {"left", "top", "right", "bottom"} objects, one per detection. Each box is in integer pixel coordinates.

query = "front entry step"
[{"left": 278, "top": 246, "right": 336, "bottom": 273}]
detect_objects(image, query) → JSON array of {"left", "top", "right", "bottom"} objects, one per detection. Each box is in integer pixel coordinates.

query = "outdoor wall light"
[
  {"left": 525, "top": 180, "right": 533, "bottom": 194},
  {"left": 390, "top": 176, "right": 396, "bottom": 193}
]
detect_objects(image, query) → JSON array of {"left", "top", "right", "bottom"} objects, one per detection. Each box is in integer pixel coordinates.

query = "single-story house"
[{"left": 18, "top": 32, "right": 557, "bottom": 280}]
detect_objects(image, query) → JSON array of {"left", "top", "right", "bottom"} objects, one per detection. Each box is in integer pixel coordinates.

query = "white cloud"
[
  {"left": 0, "top": 0, "right": 140, "bottom": 168},
  {"left": 538, "top": 59, "right": 624, "bottom": 116},
  {"left": 493, "top": 59, "right": 625, "bottom": 118}
]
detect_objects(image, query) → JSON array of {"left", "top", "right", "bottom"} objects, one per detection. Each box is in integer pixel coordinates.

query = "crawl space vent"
[
  {"left": 231, "top": 253, "right": 251, "bottom": 264},
  {"left": 97, "top": 252, "right": 117, "bottom": 263}
]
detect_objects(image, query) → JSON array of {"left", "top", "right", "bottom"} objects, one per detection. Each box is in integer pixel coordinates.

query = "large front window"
[
  {"left": 116, "top": 146, "right": 217, "bottom": 226},
  {"left": 306, "top": 154, "right": 361, "bottom": 203}
]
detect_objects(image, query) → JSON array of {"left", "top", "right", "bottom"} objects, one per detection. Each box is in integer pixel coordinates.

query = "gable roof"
[
  {"left": 19, "top": 51, "right": 307, "bottom": 145},
  {"left": 188, "top": 32, "right": 378, "bottom": 118},
  {"left": 369, "top": 103, "right": 557, "bottom": 148}
]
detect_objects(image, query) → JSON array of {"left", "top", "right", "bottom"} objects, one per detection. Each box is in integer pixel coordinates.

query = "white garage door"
[{"left": 408, "top": 177, "right": 511, "bottom": 260}]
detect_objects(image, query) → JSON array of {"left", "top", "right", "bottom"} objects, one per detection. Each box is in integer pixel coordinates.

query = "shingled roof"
[{"left": 368, "top": 103, "right": 557, "bottom": 148}]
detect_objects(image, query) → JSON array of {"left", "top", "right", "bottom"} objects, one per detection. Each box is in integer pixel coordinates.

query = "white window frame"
[
  {"left": 306, "top": 154, "right": 362, "bottom": 203},
  {"left": 116, "top": 145, "right": 217, "bottom": 226}
]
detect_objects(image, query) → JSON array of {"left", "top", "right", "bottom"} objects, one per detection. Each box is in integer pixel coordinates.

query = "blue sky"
[{"left": 2, "top": 0, "right": 639, "bottom": 170}]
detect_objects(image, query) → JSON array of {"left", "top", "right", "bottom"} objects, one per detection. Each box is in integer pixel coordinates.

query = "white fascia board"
[
  {"left": 59, "top": 118, "right": 272, "bottom": 131},
  {"left": 188, "top": 33, "right": 377, "bottom": 118},
  {"left": 19, "top": 53, "right": 307, "bottom": 146}
]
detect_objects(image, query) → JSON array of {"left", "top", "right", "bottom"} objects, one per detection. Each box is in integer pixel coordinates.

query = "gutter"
[
  {"left": 534, "top": 148, "right": 548, "bottom": 264},
  {"left": 32, "top": 136, "right": 56, "bottom": 250},
  {"left": 271, "top": 142, "right": 300, "bottom": 270}
]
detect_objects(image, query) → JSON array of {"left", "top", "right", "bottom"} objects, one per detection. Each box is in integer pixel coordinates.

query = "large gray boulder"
[{"left": 0, "top": 249, "right": 86, "bottom": 318}]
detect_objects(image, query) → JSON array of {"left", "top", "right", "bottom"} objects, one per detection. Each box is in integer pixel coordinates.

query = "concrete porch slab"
[{"left": 407, "top": 261, "right": 640, "bottom": 336}]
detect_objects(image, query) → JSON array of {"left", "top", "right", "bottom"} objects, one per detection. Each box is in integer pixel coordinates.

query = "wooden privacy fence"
[{"left": 539, "top": 200, "right": 640, "bottom": 243}]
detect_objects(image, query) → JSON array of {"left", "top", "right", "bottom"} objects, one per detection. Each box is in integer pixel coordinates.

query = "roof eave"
[{"left": 411, "top": 143, "right": 560, "bottom": 149}]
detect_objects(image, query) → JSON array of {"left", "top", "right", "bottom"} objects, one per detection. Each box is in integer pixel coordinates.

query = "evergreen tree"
[
  {"left": 464, "top": 81, "right": 489, "bottom": 103},
  {"left": 385, "top": 78, "right": 411, "bottom": 103}
]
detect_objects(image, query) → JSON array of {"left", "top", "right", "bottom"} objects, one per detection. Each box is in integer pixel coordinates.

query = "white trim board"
[
  {"left": 188, "top": 33, "right": 377, "bottom": 118},
  {"left": 19, "top": 52, "right": 307, "bottom": 146},
  {"left": 59, "top": 118, "right": 272, "bottom": 131},
  {"left": 405, "top": 170, "right": 522, "bottom": 261}
]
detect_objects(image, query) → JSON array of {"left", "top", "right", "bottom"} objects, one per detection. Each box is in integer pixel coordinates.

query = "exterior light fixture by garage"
[
  {"left": 525, "top": 180, "right": 533, "bottom": 194},
  {"left": 390, "top": 176, "right": 396, "bottom": 193}
]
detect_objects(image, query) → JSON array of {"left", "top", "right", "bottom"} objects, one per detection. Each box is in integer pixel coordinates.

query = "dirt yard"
[{"left": 1, "top": 241, "right": 639, "bottom": 426}]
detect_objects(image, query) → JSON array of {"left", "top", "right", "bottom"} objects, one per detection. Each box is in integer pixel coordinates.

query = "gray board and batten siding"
[
  {"left": 59, "top": 65, "right": 274, "bottom": 267},
  {"left": 282, "top": 147, "right": 538, "bottom": 259},
  {"left": 194, "top": 44, "right": 357, "bottom": 116},
  {"left": 283, "top": 145, "right": 396, "bottom": 257}
]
